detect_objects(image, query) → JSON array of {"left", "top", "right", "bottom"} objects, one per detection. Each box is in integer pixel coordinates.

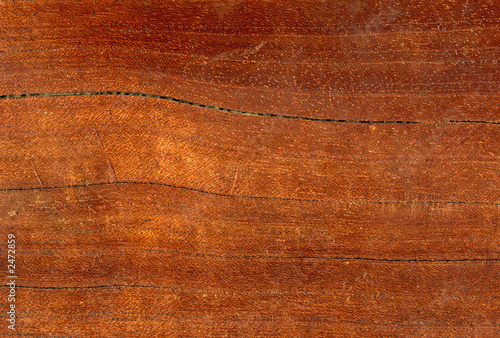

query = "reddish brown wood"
[{"left": 0, "top": 1, "right": 498, "bottom": 337}]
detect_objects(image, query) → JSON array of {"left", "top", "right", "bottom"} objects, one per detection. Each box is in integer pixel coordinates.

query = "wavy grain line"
[
  {"left": 0, "top": 180, "right": 498, "bottom": 206},
  {"left": 0, "top": 91, "right": 498, "bottom": 125}
]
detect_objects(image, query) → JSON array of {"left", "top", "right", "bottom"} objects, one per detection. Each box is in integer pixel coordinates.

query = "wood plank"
[{"left": 0, "top": 0, "right": 498, "bottom": 337}]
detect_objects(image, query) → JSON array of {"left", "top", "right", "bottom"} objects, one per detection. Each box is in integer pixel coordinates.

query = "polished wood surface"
[{"left": 0, "top": 1, "right": 498, "bottom": 337}]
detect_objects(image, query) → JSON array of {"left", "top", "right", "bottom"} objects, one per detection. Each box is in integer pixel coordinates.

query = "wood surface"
[{"left": 0, "top": 0, "right": 498, "bottom": 337}]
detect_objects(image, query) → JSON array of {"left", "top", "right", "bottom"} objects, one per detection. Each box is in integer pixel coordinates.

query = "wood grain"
[{"left": 0, "top": 1, "right": 498, "bottom": 337}]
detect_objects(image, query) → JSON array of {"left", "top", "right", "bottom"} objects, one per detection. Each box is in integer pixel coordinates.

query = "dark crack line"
[
  {"left": 0, "top": 180, "right": 498, "bottom": 206},
  {"left": 0, "top": 256, "right": 498, "bottom": 291},
  {"left": 2, "top": 284, "right": 500, "bottom": 303},
  {"left": 14, "top": 246, "right": 500, "bottom": 263},
  {"left": 0, "top": 91, "right": 498, "bottom": 125},
  {"left": 0, "top": 258, "right": 498, "bottom": 291}
]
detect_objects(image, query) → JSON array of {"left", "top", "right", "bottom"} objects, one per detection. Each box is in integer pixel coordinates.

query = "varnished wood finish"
[{"left": 0, "top": 1, "right": 498, "bottom": 337}]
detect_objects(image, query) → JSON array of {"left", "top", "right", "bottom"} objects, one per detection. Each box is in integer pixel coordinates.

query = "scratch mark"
[
  {"left": 86, "top": 204, "right": 97, "bottom": 220},
  {"left": 210, "top": 41, "right": 266, "bottom": 61},
  {"left": 253, "top": 41, "right": 266, "bottom": 53},
  {"left": 243, "top": 163, "right": 266, "bottom": 216},
  {"left": 29, "top": 158, "right": 43, "bottom": 186},
  {"left": 229, "top": 162, "right": 240, "bottom": 195},
  {"left": 92, "top": 124, "right": 118, "bottom": 184}
]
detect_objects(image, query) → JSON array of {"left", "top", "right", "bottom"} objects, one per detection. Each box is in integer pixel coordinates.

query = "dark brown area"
[{"left": 0, "top": 1, "right": 498, "bottom": 337}]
